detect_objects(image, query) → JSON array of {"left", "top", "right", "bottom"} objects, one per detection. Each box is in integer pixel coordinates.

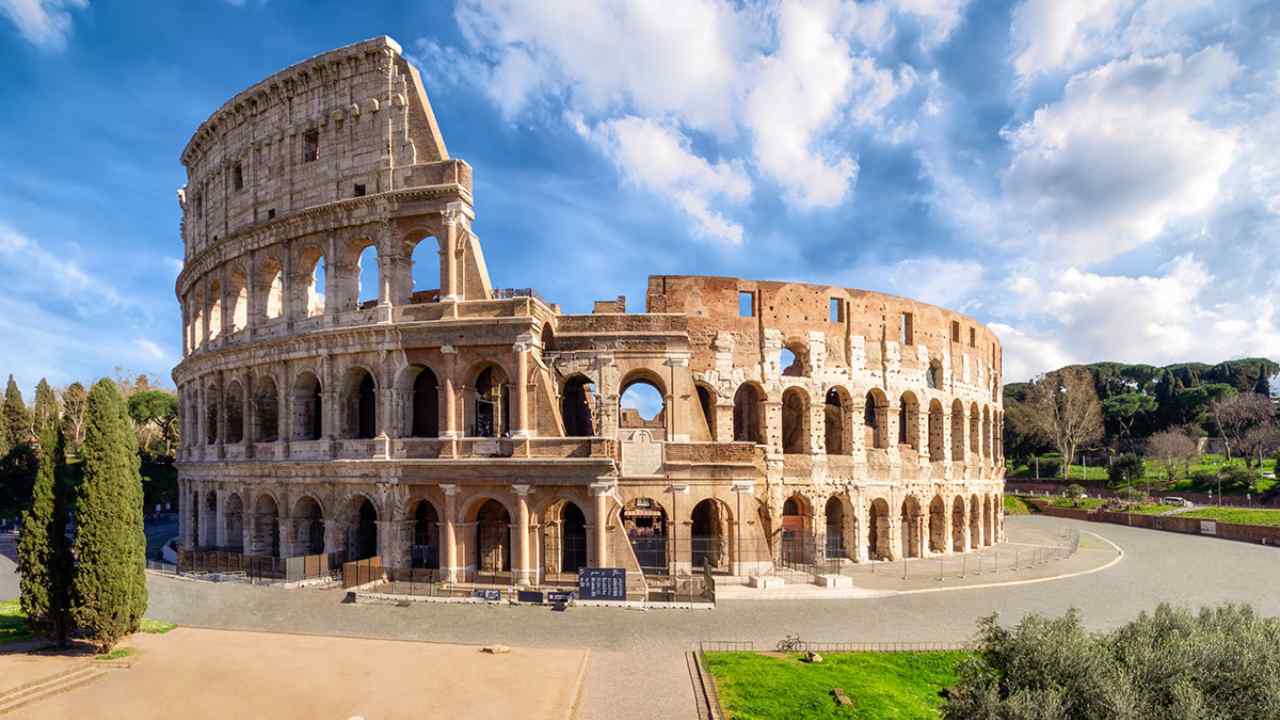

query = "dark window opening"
[
  {"left": 951, "top": 321, "right": 960, "bottom": 342},
  {"left": 302, "top": 129, "right": 319, "bottom": 163},
  {"left": 267, "top": 208, "right": 276, "bottom": 220},
  {"left": 232, "top": 163, "right": 244, "bottom": 191},
  {"left": 969, "top": 327, "right": 976, "bottom": 347},
  {"left": 901, "top": 312, "right": 914, "bottom": 345},
  {"left": 353, "top": 183, "right": 366, "bottom": 197}
]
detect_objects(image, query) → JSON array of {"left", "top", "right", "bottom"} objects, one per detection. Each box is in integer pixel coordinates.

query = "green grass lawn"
[
  {"left": 704, "top": 651, "right": 968, "bottom": 719},
  {"left": 1049, "top": 497, "right": 1108, "bottom": 510},
  {"left": 1008, "top": 453, "right": 1276, "bottom": 495},
  {"left": 0, "top": 600, "right": 32, "bottom": 645},
  {"left": 1177, "top": 507, "right": 1280, "bottom": 528},
  {"left": 1003, "top": 495, "right": 1035, "bottom": 515}
]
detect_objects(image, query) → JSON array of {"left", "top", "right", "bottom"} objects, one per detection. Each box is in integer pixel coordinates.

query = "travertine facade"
[{"left": 173, "top": 37, "right": 1005, "bottom": 586}]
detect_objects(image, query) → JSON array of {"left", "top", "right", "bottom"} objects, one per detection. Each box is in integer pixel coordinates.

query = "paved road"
[{"left": 5, "top": 516, "right": 1280, "bottom": 719}]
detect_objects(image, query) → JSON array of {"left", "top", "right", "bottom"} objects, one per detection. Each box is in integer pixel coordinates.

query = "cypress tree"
[
  {"left": 2, "top": 374, "right": 31, "bottom": 453},
  {"left": 17, "top": 408, "right": 73, "bottom": 647},
  {"left": 32, "top": 380, "right": 58, "bottom": 436},
  {"left": 71, "top": 379, "right": 148, "bottom": 651}
]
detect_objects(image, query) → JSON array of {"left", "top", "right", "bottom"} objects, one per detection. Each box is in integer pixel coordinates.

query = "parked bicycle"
[{"left": 776, "top": 633, "right": 805, "bottom": 652}]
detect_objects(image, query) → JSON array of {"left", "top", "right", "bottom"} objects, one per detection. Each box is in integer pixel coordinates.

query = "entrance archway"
[
  {"left": 969, "top": 494, "right": 981, "bottom": 549},
  {"left": 928, "top": 496, "right": 946, "bottom": 554},
  {"left": 562, "top": 375, "right": 595, "bottom": 437},
  {"left": 475, "top": 499, "right": 511, "bottom": 574},
  {"left": 412, "top": 500, "right": 439, "bottom": 569},
  {"left": 349, "top": 496, "right": 378, "bottom": 560},
  {"left": 780, "top": 494, "right": 812, "bottom": 564},
  {"left": 690, "top": 499, "right": 732, "bottom": 572},
  {"left": 825, "top": 496, "right": 847, "bottom": 558},
  {"left": 560, "top": 502, "right": 587, "bottom": 573},
  {"left": 900, "top": 496, "right": 922, "bottom": 559},
  {"left": 223, "top": 493, "right": 244, "bottom": 551},
  {"left": 622, "top": 498, "right": 668, "bottom": 575},
  {"left": 868, "top": 498, "right": 891, "bottom": 560},
  {"left": 952, "top": 497, "right": 966, "bottom": 552},
  {"left": 732, "top": 383, "right": 764, "bottom": 443},
  {"left": 293, "top": 496, "right": 325, "bottom": 555},
  {"left": 251, "top": 494, "right": 280, "bottom": 558}
]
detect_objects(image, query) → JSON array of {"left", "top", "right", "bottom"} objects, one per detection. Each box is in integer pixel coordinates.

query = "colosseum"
[{"left": 172, "top": 37, "right": 1005, "bottom": 592}]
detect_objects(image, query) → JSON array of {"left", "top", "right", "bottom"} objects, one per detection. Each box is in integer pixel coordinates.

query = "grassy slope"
[
  {"left": 1178, "top": 507, "right": 1280, "bottom": 528},
  {"left": 1003, "top": 495, "right": 1034, "bottom": 515},
  {"left": 1008, "top": 454, "right": 1277, "bottom": 494},
  {"left": 705, "top": 651, "right": 967, "bottom": 719},
  {"left": 0, "top": 600, "right": 31, "bottom": 645}
]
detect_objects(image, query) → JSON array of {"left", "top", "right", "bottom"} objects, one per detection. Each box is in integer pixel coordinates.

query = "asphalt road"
[{"left": 4, "top": 516, "right": 1279, "bottom": 719}]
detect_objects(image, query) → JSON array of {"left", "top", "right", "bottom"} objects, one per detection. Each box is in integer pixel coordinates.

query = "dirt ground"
[{"left": 3, "top": 627, "right": 588, "bottom": 720}]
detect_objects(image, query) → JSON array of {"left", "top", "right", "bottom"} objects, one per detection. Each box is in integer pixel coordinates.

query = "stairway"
[{"left": 0, "top": 663, "right": 108, "bottom": 715}]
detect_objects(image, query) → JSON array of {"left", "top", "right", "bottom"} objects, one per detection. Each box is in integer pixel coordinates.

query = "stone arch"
[
  {"left": 348, "top": 237, "right": 379, "bottom": 310},
  {"left": 732, "top": 382, "right": 766, "bottom": 444},
  {"left": 950, "top": 399, "right": 965, "bottom": 460},
  {"left": 473, "top": 498, "right": 512, "bottom": 575},
  {"left": 345, "top": 493, "right": 380, "bottom": 560},
  {"left": 824, "top": 386, "right": 852, "bottom": 455},
  {"left": 340, "top": 365, "right": 378, "bottom": 440},
  {"left": 694, "top": 382, "right": 716, "bottom": 440},
  {"left": 928, "top": 495, "right": 946, "bottom": 554},
  {"left": 254, "top": 374, "right": 279, "bottom": 443},
  {"left": 982, "top": 405, "right": 992, "bottom": 460},
  {"left": 900, "top": 495, "right": 923, "bottom": 559},
  {"left": 780, "top": 339, "right": 810, "bottom": 377},
  {"left": 203, "top": 491, "right": 218, "bottom": 547},
  {"left": 969, "top": 403, "right": 981, "bottom": 455},
  {"left": 408, "top": 497, "right": 441, "bottom": 569},
  {"left": 251, "top": 493, "right": 280, "bottom": 558},
  {"left": 191, "top": 286, "right": 206, "bottom": 349},
  {"left": 898, "top": 391, "right": 920, "bottom": 449},
  {"left": 927, "top": 399, "right": 944, "bottom": 459},
  {"left": 207, "top": 278, "right": 223, "bottom": 339},
  {"left": 824, "top": 494, "right": 855, "bottom": 559},
  {"left": 690, "top": 497, "right": 734, "bottom": 572},
  {"left": 255, "top": 255, "right": 285, "bottom": 321},
  {"left": 296, "top": 245, "right": 326, "bottom": 318},
  {"left": 561, "top": 374, "right": 596, "bottom": 437},
  {"left": 224, "top": 379, "right": 245, "bottom": 444},
  {"left": 969, "top": 493, "right": 981, "bottom": 548},
  {"left": 470, "top": 363, "right": 510, "bottom": 437},
  {"left": 619, "top": 370, "right": 667, "bottom": 437},
  {"left": 228, "top": 268, "right": 249, "bottom": 332},
  {"left": 951, "top": 496, "right": 966, "bottom": 552},
  {"left": 224, "top": 492, "right": 244, "bottom": 551},
  {"left": 553, "top": 500, "right": 589, "bottom": 574},
  {"left": 292, "top": 370, "right": 323, "bottom": 441},
  {"left": 984, "top": 494, "right": 994, "bottom": 546},
  {"left": 868, "top": 497, "right": 891, "bottom": 560},
  {"left": 398, "top": 364, "right": 440, "bottom": 438},
  {"left": 780, "top": 494, "right": 814, "bottom": 564},
  {"left": 621, "top": 497, "right": 669, "bottom": 574},
  {"left": 404, "top": 230, "right": 443, "bottom": 303},
  {"left": 781, "top": 387, "right": 810, "bottom": 454},
  {"left": 205, "top": 380, "right": 220, "bottom": 446},
  {"left": 292, "top": 495, "right": 325, "bottom": 555},
  {"left": 864, "top": 388, "right": 889, "bottom": 450}
]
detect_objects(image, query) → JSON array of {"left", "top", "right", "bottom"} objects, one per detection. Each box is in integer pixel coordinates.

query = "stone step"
[{"left": 0, "top": 664, "right": 106, "bottom": 715}]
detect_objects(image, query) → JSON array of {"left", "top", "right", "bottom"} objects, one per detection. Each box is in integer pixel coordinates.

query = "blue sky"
[{"left": 1, "top": 0, "right": 1277, "bottom": 396}]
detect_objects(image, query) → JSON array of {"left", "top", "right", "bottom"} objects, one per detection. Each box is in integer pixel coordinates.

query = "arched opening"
[
  {"left": 302, "top": 250, "right": 326, "bottom": 318},
  {"left": 257, "top": 258, "right": 284, "bottom": 321},
  {"left": 224, "top": 493, "right": 244, "bottom": 552},
  {"left": 690, "top": 498, "right": 732, "bottom": 572},
  {"left": 292, "top": 371, "right": 323, "bottom": 441},
  {"left": 969, "top": 403, "right": 981, "bottom": 456},
  {"left": 898, "top": 392, "right": 920, "bottom": 449},
  {"left": 410, "top": 367, "right": 440, "bottom": 438},
  {"left": 928, "top": 399, "right": 944, "bottom": 459},
  {"left": 780, "top": 494, "right": 812, "bottom": 563},
  {"left": 341, "top": 367, "right": 377, "bottom": 439},
  {"left": 695, "top": 384, "right": 716, "bottom": 439},
  {"left": 868, "top": 498, "right": 891, "bottom": 560},
  {"left": 356, "top": 244, "right": 379, "bottom": 308},
  {"left": 781, "top": 387, "right": 809, "bottom": 454},
  {"left": 951, "top": 399, "right": 965, "bottom": 460},
  {"left": 732, "top": 383, "right": 764, "bottom": 444},
  {"left": 969, "top": 494, "right": 981, "bottom": 549},
  {"left": 205, "top": 387, "right": 220, "bottom": 445},
  {"left": 780, "top": 341, "right": 808, "bottom": 377},
  {"left": 208, "top": 280, "right": 223, "bottom": 340},
  {"left": 411, "top": 500, "right": 439, "bottom": 569},
  {"left": 251, "top": 494, "right": 280, "bottom": 558},
  {"left": 204, "top": 491, "right": 218, "bottom": 547},
  {"left": 619, "top": 377, "right": 665, "bottom": 435},
  {"left": 348, "top": 496, "right": 378, "bottom": 560},
  {"left": 951, "top": 497, "right": 966, "bottom": 552},
  {"left": 255, "top": 376, "right": 279, "bottom": 443},
  {"left": 475, "top": 499, "right": 511, "bottom": 575},
  {"left": 472, "top": 365, "right": 509, "bottom": 437},
  {"left": 192, "top": 289, "right": 205, "bottom": 349},
  {"left": 225, "top": 380, "right": 244, "bottom": 444},
  {"left": 229, "top": 271, "right": 248, "bottom": 332},
  {"left": 982, "top": 406, "right": 992, "bottom": 459},
  {"left": 293, "top": 496, "right": 325, "bottom": 556},
  {"left": 622, "top": 498, "right": 668, "bottom": 575},
  {"left": 825, "top": 496, "right": 847, "bottom": 558},
  {"left": 927, "top": 360, "right": 943, "bottom": 390},
  {"left": 824, "top": 387, "right": 849, "bottom": 455},
  {"left": 900, "top": 496, "right": 922, "bottom": 559},
  {"left": 984, "top": 495, "right": 994, "bottom": 545},
  {"left": 561, "top": 375, "right": 595, "bottom": 437},
  {"left": 560, "top": 502, "right": 588, "bottom": 573},
  {"left": 407, "top": 234, "right": 441, "bottom": 303},
  {"left": 928, "top": 496, "right": 946, "bottom": 554},
  {"left": 865, "top": 390, "right": 888, "bottom": 449}
]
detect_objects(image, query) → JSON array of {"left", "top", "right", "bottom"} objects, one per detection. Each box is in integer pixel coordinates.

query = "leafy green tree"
[
  {"left": 127, "top": 390, "right": 178, "bottom": 458},
  {"left": 71, "top": 379, "right": 148, "bottom": 652},
  {"left": 1107, "top": 453, "right": 1145, "bottom": 491},
  {"left": 1101, "top": 392, "right": 1156, "bottom": 448},
  {"left": 17, "top": 414, "right": 73, "bottom": 647},
  {"left": 2, "top": 374, "right": 31, "bottom": 456},
  {"left": 0, "top": 444, "right": 37, "bottom": 511},
  {"left": 31, "top": 380, "right": 58, "bottom": 438}
]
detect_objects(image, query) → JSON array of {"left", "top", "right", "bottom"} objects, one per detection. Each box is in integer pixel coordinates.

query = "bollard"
[
  {"left": 961, "top": 554, "right": 966, "bottom": 578},
  {"left": 938, "top": 555, "right": 944, "bottom": 582}
]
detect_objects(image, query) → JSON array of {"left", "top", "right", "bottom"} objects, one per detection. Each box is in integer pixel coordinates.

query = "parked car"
[{"left": 1161, "top": 496, "right": 1193, "bottom": 507}]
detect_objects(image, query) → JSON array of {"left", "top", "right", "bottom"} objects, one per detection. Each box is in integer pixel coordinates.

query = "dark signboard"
[
  {"left": 472, "top": 589, "right": 502, "bottom": 601},
  {"left": 517, "top": 590, "right": 545, "bottom": 604},
  {"left": 578, "top": 567, "right": 626, "bottom": 601}
]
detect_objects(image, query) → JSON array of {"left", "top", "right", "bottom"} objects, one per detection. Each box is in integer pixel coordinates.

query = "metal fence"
[
  {"left": 171, "top": 549, "right": 343, "bottom": 584},
  {"left": 699, "top": 639, "right": 975, "bottom": 653}
]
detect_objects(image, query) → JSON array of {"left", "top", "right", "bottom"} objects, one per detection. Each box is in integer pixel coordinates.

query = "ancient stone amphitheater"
[{"left": 173, "top": 37, "right": 1005, "bottom": 588}]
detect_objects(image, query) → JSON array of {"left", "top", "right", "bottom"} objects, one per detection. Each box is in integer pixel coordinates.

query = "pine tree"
[
  {"left": 2, "top": 375, "right": 32, "bottom": 452},
  {"left": 17, "top": 406, "right": 73, "bottom": 647},
  {"left": 71, "top": 379, "right": 148, "bottom": 651},
  {"left": 32, "top": 380, "right": 58, "bottom": 438}
]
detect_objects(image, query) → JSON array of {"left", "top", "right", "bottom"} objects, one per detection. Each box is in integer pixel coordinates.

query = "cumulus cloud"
[
  {"left": 0, "top": 0, "right": 87, "bottom": 50},
  {"left": 1001, "top": 47, "right": 1240, "bottom": 265}
]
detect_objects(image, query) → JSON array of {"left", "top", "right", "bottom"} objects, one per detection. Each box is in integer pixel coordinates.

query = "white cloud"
[
  {"left": 1010, "top": 0, "right": 1133, "bottom": 82},
  {"left": 134, "top": 337, "right": 168, "bottom": 361},
  {"left": 890, "top": 0, "right": 969, "bottom": 49},
  {"left": 0, "top": 0, "right": 86, "bottom": 50},
  {"left": 1001, "top": 47, "right": 1240, "bottom": 265},
  {"left": 0, "top": 222, "right": 122, "bottom": 305},
  {"left": 576, "top": 115, "right": 752, "bottom": 244},
  {"left": 997, "top": 256, "right": 1280, "bottom": 380}
]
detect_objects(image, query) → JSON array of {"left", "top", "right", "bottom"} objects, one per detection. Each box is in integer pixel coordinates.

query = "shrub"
[
  {"left": 1108, "top": 453, "right": 1145, "bottom": 489},
  {"left": 1034, "top": 457, "right": 1061, "bottom": 478},
  {"left": 1218, "top": 465, "right": 1257, "bottom": 494},
  {"left": 1064, "top": 484, "right": 1086, "bottom": 499},
  {"left": 944, "top": 604, "right": 1280, "bottom": 720}
]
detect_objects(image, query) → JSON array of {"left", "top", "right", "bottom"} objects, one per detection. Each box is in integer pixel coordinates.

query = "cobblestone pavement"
[{"left": 6, "top": 516, "right": 1280, "bottom": 719}]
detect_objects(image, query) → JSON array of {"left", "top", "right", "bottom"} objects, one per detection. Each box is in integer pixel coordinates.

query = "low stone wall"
[{"left": 1029, "top": 500, "right": 1280, "bottom": 547}]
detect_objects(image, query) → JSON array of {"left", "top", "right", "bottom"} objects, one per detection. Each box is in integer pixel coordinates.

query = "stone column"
[
  {"left": 323, "top": 518, "right": 342, "bottom": 557},
  {"left": 942, "top": 496, "right": 954, "bottom": 556},
  {"left": 277, "top": 522, "right": 292, "bottom": 559},
  {"left": 590, "top": 482, "right": 613, "bottom": 567},
  {"left": 513, "top": 484, "right": 533, "bottom": 585},
  {"left": 179, "top": 479, "right": 192, "bottom": 550},
  {"left": 441, "top": 345, "right": 460, "bottom": 438},
  {"left": 215, "top": 488, "right": 227, "bottom": 548},
  {"left": 246, "top": 249, "right": 259, "bottom": 336},
  {"left": 731, "top": 480, "right": 754, "bottom": 575},
  {"left": 440, "top": 208, "right": 460, "bottom": 302},
  {"left": 511, "top": 338, "right": 532, "bottom": 439},
  {"left": 376, "top": 221, "right": 395, "bottom": 324},
  {"left": 441, "top": 484, "right": 459, "bottom": 581},
  {"left": 215, "top": 370, "right": 226, "bottom": 460}
]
